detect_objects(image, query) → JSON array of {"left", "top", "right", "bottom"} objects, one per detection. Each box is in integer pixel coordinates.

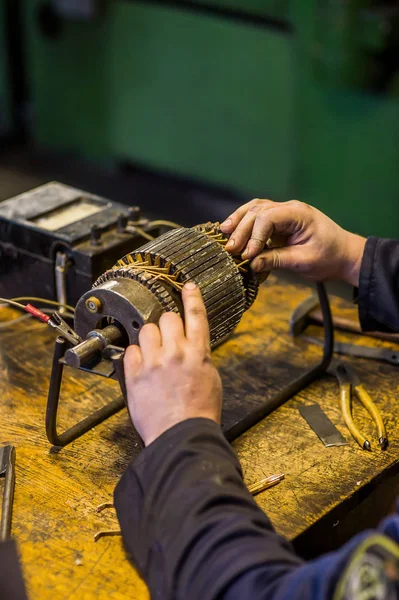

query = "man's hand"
[
  {"left": 220, "top": 199, "right": 366, "bottom": 286},
  {"left": 124, "top": 283, "right": 223, "bottom": 446}
]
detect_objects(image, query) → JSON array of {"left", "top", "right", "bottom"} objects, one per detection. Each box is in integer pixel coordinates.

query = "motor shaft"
[{"left": 64, "top": 324, "right": 123, "bottom": 368}]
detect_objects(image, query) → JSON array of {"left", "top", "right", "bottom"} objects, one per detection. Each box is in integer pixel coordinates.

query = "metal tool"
[
  {"left": 303, "top": 335, "right": 399, "bottom": 366},
  {"left": 23, "top": 304, "right": 82, "bottom": 346},
  {"left": 248, "top": 474, "right": 285, "bottom": 496},
  {"left": 334, "top": 363, "right": 387, "bottom": 451},
  {"left": 0, "top": 445, "right": 16, "bottom": 541},
  {"left": 47, "top": 313, "right": 82, "bottom": 345},
  {"left": 299, "top": 404, "right": 347, "bottom": 447},
  {"left": 290, "top": 295, "right": 399, "bottom": 343}
]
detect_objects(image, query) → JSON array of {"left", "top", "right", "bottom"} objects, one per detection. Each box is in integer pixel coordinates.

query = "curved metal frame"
[
  {"left": 224, "top": 282, "right": 334, "bottom": 442},
  {"left": 45, "top": 337, "right": 126, "bottom": 448}
]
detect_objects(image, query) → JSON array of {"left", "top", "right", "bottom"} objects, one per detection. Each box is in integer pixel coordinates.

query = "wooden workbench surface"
[{"left": 1, "top": 276, "right": 399, "bottom": 599}]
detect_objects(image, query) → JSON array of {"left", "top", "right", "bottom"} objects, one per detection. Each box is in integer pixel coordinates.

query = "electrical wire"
[
  {"left": 116, "top": 223, "right": 252, "bottom": 293},
  {"left": 129, "top": 220, "right": 182, "bottom": 242},
  {"left": 0, "top": 308, "right": 74, "bottom": 331},
  {"left": 147, "top": 219, "right": 182, "bottom": 229},
  {"left": 0, "top": 298, "right": 26, "bottom": 310},
  {"left": 129, "top": 226, "right": 156, "bottom": 241},
  {"left": 0, "top": 296, "right": 75, "bottom": 331},
  {"left": 11, "top": 297, "right": 75, "bottom": 313}
]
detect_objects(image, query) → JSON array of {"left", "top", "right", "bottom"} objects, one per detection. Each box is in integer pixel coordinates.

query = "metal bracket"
[
  {"left": 45, "top": 337, "right": 127, "bottom": 448},
  {"left": 0, "top": 445, "right": 16, "bottom": 541}
]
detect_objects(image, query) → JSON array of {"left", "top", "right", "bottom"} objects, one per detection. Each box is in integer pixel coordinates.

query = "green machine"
[{"left": 17, "top": 1, "right": 399, "bottom": 236}]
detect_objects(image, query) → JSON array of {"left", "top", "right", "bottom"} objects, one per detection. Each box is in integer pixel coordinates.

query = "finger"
[
  {"left": 182, "top": 282, "right": 210, "bottom": 347},
  {"left": 224, "top": 200, "right": 276, "bottom": 253},
  {"left": 138, "top": 323, "right": 162, "bottom": 364},
  {"left": 241, "top": 210, "right": 275, "bottom": 259},
  {"left": 225, "top": 207, "right": 259, "bottom": 253},
  {"left": 251, "top": 245, "right": 303, "bottom": 274},
  {"left": 243, "top": 202, "right": 307, "bottom": 259},
  {"left": 220, "top": 199, "right": 262, "bottom": 234},
  {"left": 221, "top": 198, "right": 276, "bottom": 235},
  {"left": 158, "top": 311, "right": 185, "bottom": 352},
  {"left": 258, "top": 271, "right": 270, "bottom": 284},
  {"left": 124, "top": 344, "right": 143, "bottom": 382}
]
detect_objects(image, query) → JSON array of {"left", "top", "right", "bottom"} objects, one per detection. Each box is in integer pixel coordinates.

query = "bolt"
[
  {"left": 117, "top": 213, "right": 128, "bottom": 233},
  {"left": 90, "top": 224, "right": 102, "bottom": 246},
  {"left": 128, "top": 206, "right": 141, "bottom": 223},
  {"left": 85, "top": 296, "right": 102, "bottom": 314}
]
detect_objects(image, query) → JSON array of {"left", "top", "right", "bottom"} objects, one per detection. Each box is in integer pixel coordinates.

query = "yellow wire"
[
  {"left": 11, "top": 297, "right": 75, "bottom": 313},
  {"left": 236, "top": 259, "right": 250, "bottom": 268},
  {"left": 132, "top": 227, "right": 156, "bottom": 241},
  {"left": 147, "top": 220, "right": 182, "bottom": 229},
  {"left": 115, "top": 223, "right": 250, "bottom": 295},
  {"left": 123, "top": 261, "right": 185, "bottom": 292}
]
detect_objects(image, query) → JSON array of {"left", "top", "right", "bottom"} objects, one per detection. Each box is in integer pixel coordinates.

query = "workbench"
[{"left": 1, "top": 276, "right": 399, "bottom": 599}]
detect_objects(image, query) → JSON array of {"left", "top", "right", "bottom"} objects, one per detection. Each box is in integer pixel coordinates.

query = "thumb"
[{"left": 251, "top": 246, "right": 302, "bottom": 273}]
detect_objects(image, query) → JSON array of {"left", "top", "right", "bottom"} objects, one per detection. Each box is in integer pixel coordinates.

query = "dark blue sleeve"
[
  {"left": 114, "top": 418, "right": 399, "bottom": 600},
  {"left": 0, "top": 540, "right": 28, "bottom": 600},
  {"left": 358, "top": 237, "right": 399, "bottom": 332}
]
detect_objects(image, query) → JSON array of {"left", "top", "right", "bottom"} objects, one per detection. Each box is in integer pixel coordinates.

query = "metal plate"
[{"left": 299, "top": 404, "right": 347, "bottom": 447}]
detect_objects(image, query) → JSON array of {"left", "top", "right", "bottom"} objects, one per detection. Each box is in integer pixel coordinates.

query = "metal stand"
[
  {"left": 45, "top": 337, "right": 127, "bottom": 448},
  {"left": 224, "top": 282, "right": 334, "bottom": 442},
  {"left": 45, "top": 282, "right": 334, "bottom": 449}
]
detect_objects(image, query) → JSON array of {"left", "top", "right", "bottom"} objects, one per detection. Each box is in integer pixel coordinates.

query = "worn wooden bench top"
[{"left": 1, "top": 275, "right": 399, "bottom": 598}]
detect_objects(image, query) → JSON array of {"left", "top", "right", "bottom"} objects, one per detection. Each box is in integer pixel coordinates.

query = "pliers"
[{"left": 334, "top": 363, "right": 388, "bottom": 451}]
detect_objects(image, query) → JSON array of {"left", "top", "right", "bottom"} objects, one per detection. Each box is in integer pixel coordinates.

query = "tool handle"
[
  {"left": 333, "top": 341, "right": 399, "bottom": 366},
  {"left": 355, "top": 385, "right": 387, "bottom": 449},
  {"left": 340, "top": 384, "right": 371, "bottom": 451},
  {"left": 311, "top": 309, "right": 399, "bottom": 344}
]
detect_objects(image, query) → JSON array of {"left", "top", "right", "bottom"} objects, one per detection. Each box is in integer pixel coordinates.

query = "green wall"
[
  {"left": 294, "top": 3, "right": 399, "bottom": 237},
  {"left": 21, "top": 1, "right": 399, "bottom": 237},
  {"left": 23, "top": 1, "right": 295, "bottom": 199}
]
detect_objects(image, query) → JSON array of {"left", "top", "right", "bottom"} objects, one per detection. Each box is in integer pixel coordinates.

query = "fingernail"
[
  {"left": 184, "top": 282, "right": 197, "bottom": 290},
  {"left": 225, "top": 239, "right": 235, "bottom": 250},
  {"left": 221, "top": 218, "right": 232, "bottom": 228},
  {"left": 253, "top": 258, "right": 264, "bottom": 272},
  {"left": 242, "top": 249, "right": 249, "bottom": 258}
]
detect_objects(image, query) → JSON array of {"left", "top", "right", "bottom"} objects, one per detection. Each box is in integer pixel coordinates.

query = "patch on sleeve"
[{"left": 334, "top": 535, "right": 399, "bottom": 600}]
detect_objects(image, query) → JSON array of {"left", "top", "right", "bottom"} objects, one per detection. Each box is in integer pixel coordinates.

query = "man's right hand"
[
  {"left": 124, "top": 283, "right": 222, "bottom": 447},
  {"left": 220, "top": 199, "right": 366, "bottom": 286}
]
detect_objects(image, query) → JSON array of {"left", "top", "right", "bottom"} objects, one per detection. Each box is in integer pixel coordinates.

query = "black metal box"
[{"left": 0, "top": 182, "right": 149, "bottom": 306}]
